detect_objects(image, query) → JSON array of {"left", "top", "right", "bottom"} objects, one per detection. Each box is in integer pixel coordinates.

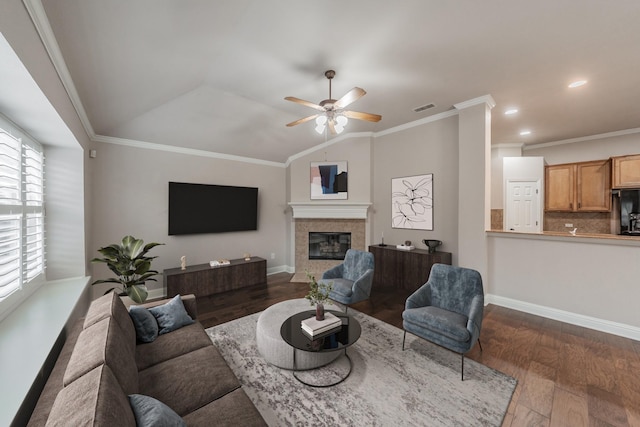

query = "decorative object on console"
[
  {"left": 243, "top": 253, "right": 251, "bottom": 261},
  {"left": 310, "top": 161, "right": 348, "bottom": 200},
  {"left": 392, "top": 174, "right": 433, "bottom": 230},
  {"left": 423, "top": 239, "right": 442, "bottom": 253},
  {"left": 379, "top": 231, "right": 386, "bottom": 246},
  {"left": 210, "top": 259, "right": 231, "bottom": 267},
  {"left": 304, "top": 271, "right": 333, "bottom": 320},
  {"left": 396, "top": 243, "right": 415, "bottom": 250},
  {"left": 180, "top": 255, "right": 186, "bottom": 270},
  {"left": 90, "top": 235, "right": 164, "bottom": 304}
]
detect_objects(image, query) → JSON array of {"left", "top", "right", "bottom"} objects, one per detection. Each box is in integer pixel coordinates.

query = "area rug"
[{"left": 206, "top": 310, "right": 516, "bottom": 426}]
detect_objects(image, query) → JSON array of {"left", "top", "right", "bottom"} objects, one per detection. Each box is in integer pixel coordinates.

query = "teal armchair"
[
  {"left": 402, "top": 263, "right": 484, "bottom": 380},
  {"left": 319, "top": 249, "right": 375, "bottom": 309}
]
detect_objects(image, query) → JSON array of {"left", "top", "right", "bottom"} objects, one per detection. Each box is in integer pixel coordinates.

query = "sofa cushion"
[
  {"left": 46, "top": 364, "right": 135, "bottom": 427},
  {"left": 148, "top": 295, "right": 195, "bottom": 335},
  {"left": 84, "top": 292, "right": 136, "bottom": 345},
  {"left": 403, "top": 305, "right": 471, "bottom": 343},
  {"left": 138, "top": 346, "right": 240, "bottom": 417},
  {"left": 181, "top": 388, "right": 267, "bottom": 427},
  {"left": 135, "top": 322, "right": 213, "bottom": 371},
  {"left": 128, "top": 394, "right": 186, "bottom": 427},
  {"left": 129, "top": 305, "right": 159, "bottom": 343},
  {"left": 64, "top": 316, "right": 139, "bottom": 395}
]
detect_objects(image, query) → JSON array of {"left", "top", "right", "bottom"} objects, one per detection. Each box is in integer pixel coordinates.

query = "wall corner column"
[{"left": 454, "top": 95, "right": 495, "bottom": 284}]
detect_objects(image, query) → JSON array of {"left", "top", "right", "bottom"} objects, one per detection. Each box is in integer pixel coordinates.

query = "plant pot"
[{"left": 316, "top": 303, "right": 325, "bottom": 321}]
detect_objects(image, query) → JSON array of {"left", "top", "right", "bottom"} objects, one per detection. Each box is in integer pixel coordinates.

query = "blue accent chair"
[
  {"left": 402, "top": 263, "right": 484, "bottom": 380},
  {"left": 318, "top": 249, "right": 375, "bottom": 310}
]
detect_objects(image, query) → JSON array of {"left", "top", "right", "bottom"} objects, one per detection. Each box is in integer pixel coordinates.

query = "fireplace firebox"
[{"left": 308, "top": 232, "right": 351, "bottom": 260}]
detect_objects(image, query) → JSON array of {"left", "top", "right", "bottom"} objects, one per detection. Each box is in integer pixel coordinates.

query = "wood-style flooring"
[{"left": 196, "top": 273, "right": 640, "bottom": 427}]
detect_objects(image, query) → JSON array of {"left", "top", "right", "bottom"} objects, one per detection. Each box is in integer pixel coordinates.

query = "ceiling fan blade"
[
  {"left": 284, "top": 96, "right": 325, "bottom": 112},
  {"left": 286, "top": 114, "right": 320, "bottom": 127},
  {"left": 343, "top": 110, "right": 382, "bottom": 122},
  {"left": 334, "top": 87, "right": 366, "bottom": 109}
]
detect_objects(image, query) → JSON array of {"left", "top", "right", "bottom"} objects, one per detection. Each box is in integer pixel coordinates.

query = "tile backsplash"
[{"left": 490, "top": 209, "right": 613, "bottom": 234}]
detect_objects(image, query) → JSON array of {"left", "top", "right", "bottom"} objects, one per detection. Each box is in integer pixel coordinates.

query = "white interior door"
[{"left": 505, "top": 180, "right": 541, "bottom": 233}]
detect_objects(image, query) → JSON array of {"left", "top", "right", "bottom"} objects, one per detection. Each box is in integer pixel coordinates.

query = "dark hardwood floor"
[{"left": 196, "top": 273, "right": 640, "bottom": 427}]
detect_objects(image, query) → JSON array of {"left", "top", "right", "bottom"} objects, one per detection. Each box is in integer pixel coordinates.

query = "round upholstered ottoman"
[{"left": 256, "top": 298, "right": 342, "bottom": 370}]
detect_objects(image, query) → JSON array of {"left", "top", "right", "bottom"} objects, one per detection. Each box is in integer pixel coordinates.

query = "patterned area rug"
[{"left": 206, "top": 310, "right": 516, "bottom": 427}]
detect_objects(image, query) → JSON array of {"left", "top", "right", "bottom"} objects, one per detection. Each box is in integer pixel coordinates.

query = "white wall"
[
  {"left": 489, "top": 233, "right": 640, "bottom": 334},
  {"left": 44, "top": 146, "right": 86, "bottom": 279},
  {"left": 89, "top": 142, "right": 288, "bottom": 297}
]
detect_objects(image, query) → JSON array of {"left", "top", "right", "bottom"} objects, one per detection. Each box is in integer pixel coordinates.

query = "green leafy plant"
[
  {"left": 304, "top": 271, "right": 332, "bottom": 306},
  {"left": 91, "top": 235, "right": 164, "bottom": 303}
]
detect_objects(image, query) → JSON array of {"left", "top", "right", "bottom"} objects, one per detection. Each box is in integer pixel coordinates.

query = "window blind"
[{"left": 0, "top": 128, "right": 45, "bottom": 302}]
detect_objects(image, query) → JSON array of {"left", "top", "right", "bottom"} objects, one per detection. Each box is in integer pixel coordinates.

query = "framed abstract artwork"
[
  {"left": 391, "top": 174, "right": 433, "bottom": 230},
  {"left": 310, "top": 161, "right": 348, "bottom": 200}
]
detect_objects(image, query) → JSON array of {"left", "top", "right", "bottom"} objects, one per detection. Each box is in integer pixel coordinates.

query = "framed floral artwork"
[
  {"left": 310, "top": 161, "right": 348, "bottom": 200},
  {"left": 391, "top": 174, "right": 433, "bottom": 230}
]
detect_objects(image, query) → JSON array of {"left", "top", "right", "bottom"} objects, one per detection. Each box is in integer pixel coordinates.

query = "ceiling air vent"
[{"left": 413, "top": 103, "right": 436, "bottom": 113}]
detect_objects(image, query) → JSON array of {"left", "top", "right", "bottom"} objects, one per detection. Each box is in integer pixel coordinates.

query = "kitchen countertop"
[{"left": 487, "top": 229, "right": 640, "bottom": 247}]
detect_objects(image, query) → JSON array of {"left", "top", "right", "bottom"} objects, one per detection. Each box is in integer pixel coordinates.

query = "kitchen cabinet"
[
  {"left": 545, "top": 159, "right": 611, "bottom": 212},
  {"left": 612, "top": 154, "right": 640, "bottom": 189},
  {"left": 368, "top": 245, "right": 452, "bottom": 291}
]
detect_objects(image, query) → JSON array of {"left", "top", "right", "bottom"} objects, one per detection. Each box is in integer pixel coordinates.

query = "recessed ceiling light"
[
  {"left": 504, "top": 108, "right": 518, "bottom": 115},
  {"left": 568, "top": 80, "right": 587, "bottom": 88},
  {"left": 519, "top": 130, "right": 531, "bottom": 136}
]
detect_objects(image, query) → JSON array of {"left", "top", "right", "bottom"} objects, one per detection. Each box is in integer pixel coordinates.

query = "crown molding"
[
  {"left": 373, "top": 109, "right": 459, "bottom": 138},
  {"left": 93, "top": 134, "right": 286, "bottom": 168},
  {"left": 454, "top": 94, "right": 496, "bottom": 110},
  {"left": 523, "top": 127, "right": 640, "bottom": 151},
  {"left": 492, "top": 142, "right": 524, "bottom": 150}
]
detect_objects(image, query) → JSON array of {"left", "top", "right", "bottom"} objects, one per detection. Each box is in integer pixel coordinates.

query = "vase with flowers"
[{"left": 304, "top": 271, "right": 333, "bottom": 321}]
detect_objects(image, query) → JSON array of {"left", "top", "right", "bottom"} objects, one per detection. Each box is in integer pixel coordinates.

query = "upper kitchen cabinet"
[
  {"left": 612, "top": 154, "right": 640, "bottom": 189},
  {"left": 545, "top": 159, "right": 611, "bottom": 212},
  {"left": 545, "top": 164, "right": 575, "bottom": 211}
]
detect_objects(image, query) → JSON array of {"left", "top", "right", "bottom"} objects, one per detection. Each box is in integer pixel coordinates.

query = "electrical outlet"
[
  {"left": 565, "top": 223, "right": 573, "bottom": 228},
  {"left": 270, "top": 252, "right": 275, "bottom": 259}
]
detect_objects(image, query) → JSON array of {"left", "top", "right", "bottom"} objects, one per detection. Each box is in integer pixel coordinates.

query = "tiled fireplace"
[{"left": 289, "top": 203, "right": 370, "bottom": 282}]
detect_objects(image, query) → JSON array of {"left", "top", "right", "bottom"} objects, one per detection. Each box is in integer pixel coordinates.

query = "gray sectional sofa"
[{"left": 27, "top": 292, "right": 266, "bottom": 426}]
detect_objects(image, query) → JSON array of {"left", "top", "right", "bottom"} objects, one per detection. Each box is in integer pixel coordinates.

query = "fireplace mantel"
[{"left": 289, "top": 202, "right": 371, "bottom": 219}]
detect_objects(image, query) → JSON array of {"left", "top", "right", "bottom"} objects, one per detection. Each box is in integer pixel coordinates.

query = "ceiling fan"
[{"left": 285, "top": 70, "right": 382, "bottom": 135}]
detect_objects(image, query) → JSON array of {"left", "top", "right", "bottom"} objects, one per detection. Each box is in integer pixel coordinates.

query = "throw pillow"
[
  {"left": 148, "top": 295, "right": 194, "bottom": 335},
  {"left": 129, "top": 306, "right": 159, "bottom": 343},
  {"left": 128, "top": 394, "right": 186, "bottom": 427}
]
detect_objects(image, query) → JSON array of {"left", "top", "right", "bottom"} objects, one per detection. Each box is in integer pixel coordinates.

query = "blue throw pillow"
[
  {"left": 148, "top": 295, "right": 194, "bottom": 335},
  {"left": 128, "top": 394, "right": 186, "bottom": 427},
  {"left": 129, "top": 306, "right": 159, "bottom": 343}
]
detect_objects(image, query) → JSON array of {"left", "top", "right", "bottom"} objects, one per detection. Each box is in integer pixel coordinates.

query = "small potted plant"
[
  {"left": 91, "top": 235, "right": 164, "bottom": 304},
  {"left": 304, "top": 271, "right": 332, "bottom": 320}
]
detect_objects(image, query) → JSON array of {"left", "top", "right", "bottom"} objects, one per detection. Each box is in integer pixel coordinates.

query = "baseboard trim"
[{"left": 485, "top": 294, "right": 640, "bottom": 341}]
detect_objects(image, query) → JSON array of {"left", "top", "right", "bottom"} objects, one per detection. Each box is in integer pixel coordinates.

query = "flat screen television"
[{"left": 168, "top": 182, "right": 258, "bottom": 235}]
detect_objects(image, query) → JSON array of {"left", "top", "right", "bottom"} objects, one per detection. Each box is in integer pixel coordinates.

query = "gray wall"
[
  {"left": 372, "top": 116, "right": 460, "bottom": 260},
  {"left": 89, "top": 142, "right": 288, "bottom": 297}
]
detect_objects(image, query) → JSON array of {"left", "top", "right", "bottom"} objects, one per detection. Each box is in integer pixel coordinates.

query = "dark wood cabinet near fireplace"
[
  {"left": 164, "top": 256, "right": 267, "bottom": 298},
  {"left": 368, "top": 245, "right": 452, "bottom": 291}
]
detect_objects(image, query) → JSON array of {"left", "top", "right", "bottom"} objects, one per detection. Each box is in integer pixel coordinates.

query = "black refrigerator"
[{"left": 619, "top": 189, "right": 640, "bottom": 235}]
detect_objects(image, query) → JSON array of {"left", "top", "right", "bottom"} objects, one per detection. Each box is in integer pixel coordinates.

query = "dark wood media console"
[
  {"left": 164, "top": 256, "right": 267, "bottom": 298},
  {"left": 368, "top": 245, "right": 452, "bottom": 291}
]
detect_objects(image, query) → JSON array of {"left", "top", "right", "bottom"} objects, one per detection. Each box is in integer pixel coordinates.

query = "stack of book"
[{"left": 301, "top": 313, "right": 342, "bottom": 337}]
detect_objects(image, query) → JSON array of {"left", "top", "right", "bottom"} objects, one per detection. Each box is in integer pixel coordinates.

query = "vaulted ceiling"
[{"left": 34, "top": 0, "right": 640, "bottom": 163}]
